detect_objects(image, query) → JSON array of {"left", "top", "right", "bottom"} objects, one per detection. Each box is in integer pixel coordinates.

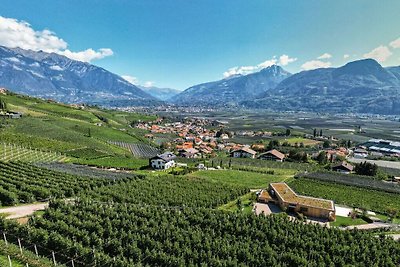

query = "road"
[
  {"left": 0, "top": 203, "right": 48, "bottom": 219},
  {"left": 348, "top": 157, "right": 400, "bottom": 170}
]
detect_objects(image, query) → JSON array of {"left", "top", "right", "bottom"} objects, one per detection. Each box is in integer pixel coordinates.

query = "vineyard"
[
  {"left": 36, "top": 162, "right": 138, "bottom": 180},
  {"left": 289, "top": 177, "right": 400, "bottom": 215},
  {"left": 0, "top": 143, "right": 67, "bottom": 163},
  {"left": 109, "top": 141, "right": 159, "bottom": 158},
  {"left": 296, "top": 171, "right": 400, "bottom": 194},
  {"left": 0, "top": 161, "right": 110, "bottom": 205}
]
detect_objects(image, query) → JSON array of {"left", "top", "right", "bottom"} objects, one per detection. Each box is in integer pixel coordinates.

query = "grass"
[
  {"left": 289, "top": 178, "right": 400, "bottom": 215},
  {"left": 71, "top": 155, "right": 149, "bottom": 170},
  {"left": 282, "top": 137, "right": 321, "bottom": 146},
  {"left": 330, "top": 216, "right": 368, "bottom": 227},
  {"left": 218, "top": 192, "right": 256, "bottom": 214},
  {"left": 188, "top": 169, "right": 290, "bottom": 188}
]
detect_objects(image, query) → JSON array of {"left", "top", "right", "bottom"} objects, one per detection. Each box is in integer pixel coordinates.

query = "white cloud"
[
  {"left": 0, "top": 16, "right": 113, "bottom": 62},
  {"left": 121, "top": 75, "right": 139, "bottom": 85},
  {"left": 279, "top": 54, "right": 297, "bottom": 66},
  {"left": 343, "top": 54, "right": 350, "bottom": 59},
  {"left": 144, "top": 81, "right": 154, "bottom": 87},
  {"left": 317, "top": 53, "right": 332, "bottom": 59},
  {"left": 59, "top": 48, "right": 113, "bottom": 62},
  {"left": 223, "top": 54, "right": 296, "bottom": 78},
  {"left": 301, "top": 60, "right": 332, "bottom": 70},
  {"left": 390, "top": 37, "right": 400, "bottom": 49},
  {"left": 363, "top": 45, "right": 392, "bottom": 62}
]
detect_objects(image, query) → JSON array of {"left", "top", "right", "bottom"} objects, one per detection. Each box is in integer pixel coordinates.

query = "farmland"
[
  {"left": 109, "top": 141, "right": 159, "bottom": 158},
  {"left": 189, "top": 169, "right": 293, "bottom": 188},
  {"left": 1, "top": 174, "right": 399, "bottom": 267},
  {"left": 297, "top": 171, "right": 400, "bottom": 194},
  {"left": 288, "top": 177, "right": 400, "bottom": 215},
  {"left": 0, "top": 143, "right": 68, "bottom": 162},
  {"left": 0, "top": 161, "right": 110, "bottom": 206}
]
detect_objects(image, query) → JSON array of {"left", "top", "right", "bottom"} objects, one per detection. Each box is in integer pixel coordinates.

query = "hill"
[
  {"left": 0, "top": 90, "right": 157, "bottom": 168},
  {"left": 171, "top": 65, "right": 291, "bottom": 106},
  {"left": 0, "top": 46, "right": 161, "bottom": 107},
  {"left": 243, "top": 59, "right": 400, "bottom": 114}
]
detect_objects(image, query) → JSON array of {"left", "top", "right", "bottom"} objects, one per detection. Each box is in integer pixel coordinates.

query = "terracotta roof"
[
  {"left": 333, "top": 161, "right": 354, "bottom": 171},
  {"left": 259, "top": 149, "right": 285, "bottom": 160},
  {"left": 270, "top": 183, "right": 334, "bottom": 210}
]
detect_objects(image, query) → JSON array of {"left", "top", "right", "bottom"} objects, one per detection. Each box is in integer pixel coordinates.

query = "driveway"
[
  {"left": 0, "top": 203, "right": 48, "bottom": 219},
  {"left": 254, "top": 203, "right": 282, "bottom": 216}
]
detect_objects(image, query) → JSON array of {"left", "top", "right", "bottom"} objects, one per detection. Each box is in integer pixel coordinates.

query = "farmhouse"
[
  {"left": 258, "top": 183, "right": 336, "bottom": 221},
  {"left": 149, "top": 152, "right": 176, "bottom": 170},
  {"left": 230, "top": 147, "right": 257, "bottom": 158},
  {"left": 258, "top": 149, "right": 285, "bottom": 162},
  {"left": 332, "top": 161, "right": 354, "bottom": 174}
]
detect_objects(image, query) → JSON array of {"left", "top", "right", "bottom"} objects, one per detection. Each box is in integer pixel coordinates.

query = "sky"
[{"left": 0, "top": 0, "right": 400, "bottom": 90}]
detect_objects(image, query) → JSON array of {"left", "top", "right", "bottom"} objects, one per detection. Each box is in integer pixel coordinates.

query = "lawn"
[
  {"left": 330, "top": 216, "right": 368, "bottom": 227},
  {"left": 71, "top": 155, "right": 149, "bottom": 170},
  {"left": 188, "top": 169, "right": 289, "bottom": 188},
  {"left": 218, "top": 192, "right": 256, "bottom": 214},
  {"left": 282, "top": 137, "right": 321, "bottom": 146}
]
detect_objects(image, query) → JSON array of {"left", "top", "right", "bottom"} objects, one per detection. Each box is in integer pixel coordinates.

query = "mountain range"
[
  {"left": 1, "top": 45, "right": 400, "bottom": 114},
  {"left": 242, "top": 59, "right": 400, "bottom": 114},
  {"left": 172, "top": 59, "right": 400, "bottom": 114},
  {"left": 170, "top": 65, "right": 291, "bottom": 106},
  {"left": 0, "top": 46, "right": 160, "bottom": 106}
]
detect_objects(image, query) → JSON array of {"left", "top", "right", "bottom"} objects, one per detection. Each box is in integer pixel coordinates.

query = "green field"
[
  {"left": 289, "top": 177, "right": 400, "bottom": 215},
  {"left": 189, "top": 169, "right": 293, "bottom": 188},
  {"left": 330, "top": 216, "right": 368, "bottom": 227},
  {"left": 0, "top": 93, "right": 157, "bottom": 164}
]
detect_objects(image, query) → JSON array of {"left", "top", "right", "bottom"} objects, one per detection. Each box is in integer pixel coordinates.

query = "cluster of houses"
[{"left": 230, "top": 147, "right": 286, "bottom": 162}]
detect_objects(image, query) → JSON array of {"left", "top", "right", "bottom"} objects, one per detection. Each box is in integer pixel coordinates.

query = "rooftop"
[{"left": 270, "top": 183, "right": 334, "bottom": 210}]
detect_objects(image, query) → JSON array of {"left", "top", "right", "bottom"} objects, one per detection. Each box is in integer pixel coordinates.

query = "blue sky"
[{"left": 1, "top": 0, "right": 400, "bottom": 89}]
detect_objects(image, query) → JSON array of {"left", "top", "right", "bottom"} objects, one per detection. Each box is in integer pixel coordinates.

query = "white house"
[
  {"left": 149, "top": 152, "right": 176, "bottom": 170},
  {"left": 230, "top": 147, "right": 257, "bottom": 158}
]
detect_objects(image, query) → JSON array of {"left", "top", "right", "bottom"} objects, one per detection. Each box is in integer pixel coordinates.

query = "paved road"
[
  {"left": 348, "top": 157, "right": 400, "bottom": 170},
  {"left": 0, "top": 203, "right": 48, "bottom": 219}
]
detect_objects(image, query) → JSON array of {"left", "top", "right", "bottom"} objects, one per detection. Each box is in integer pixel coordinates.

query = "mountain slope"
[
  {"left": 244, "top": 59, "right": 400, "bottom": 114},
  {"left": 138, "top": 85, "right": 181, "bottom": 101},
  {"left": 0, "top": 46, "right": 160, "bottom": 106},
  {"left": 171, "top": 65, "right": 291, "bottom": 106}
]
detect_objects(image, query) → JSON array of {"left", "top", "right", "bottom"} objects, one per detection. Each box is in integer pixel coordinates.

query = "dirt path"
[{"left": 0, "top": 203, "right": 48, "bottom": 219}]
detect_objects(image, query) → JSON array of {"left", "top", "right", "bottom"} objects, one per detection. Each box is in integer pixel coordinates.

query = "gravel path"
[{"left": 0, "top": 203, "right": 48, "bottom": 219}]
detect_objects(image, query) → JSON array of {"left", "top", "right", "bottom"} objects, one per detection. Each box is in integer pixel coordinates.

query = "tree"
[
  {"left": 354, "top": 161, "right": 378, "bottom": 176},
  {"left": 313, "top": 128, "right": 317, "bottom": 138},
  {"left": 285, "top": 129, "right": 291, "bottom": 136},
  {"left": 0, "top": 98, "right": 7, "bottom": 112},
  {"left": 322, "top": 140, "right": 331, "bottom": 148},
  {"left": 319, "top": 129, "right": 323, "bottom": 137},
  {"left": 266, "top": 140, "right": 280, "bottom": 150},
  {"left": 316, "top": 151, "right": 327, "bottom": 164}
]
